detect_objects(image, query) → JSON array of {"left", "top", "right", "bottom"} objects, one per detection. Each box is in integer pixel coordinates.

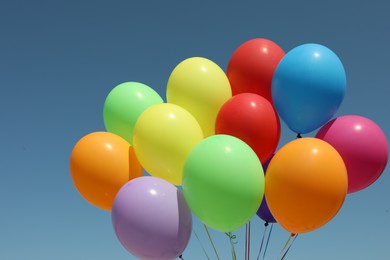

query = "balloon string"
[
  {"left": 279, "top": 234, "right": 297, "bottom": 260},
  {"left": 244, "top": 224, "right": 247, "bottom": 260},
  {"left": 193, "top": 228, "right": 211, "bottom": 260},
  {"left": 256, "top": 222, "right": 268, "bottom": 260},
  {"left": 204, "top": 224, "right": 220, "bottom": 260},
  {"left": 245, "top": 223, "right": 248, "bottom": 260},
  {"left": 244, "top": 221, "right": 252, "bottom": 260},
  {"left": 225, "top": 232, "right": 237, "bottom": 260},
  {"left": 279, "top": 234, "right": 292, "bottom": 257},
  {"left": 280, "top": 234, "right": 298, "bottom": 260},
  {"left": 262, "top": 223, "right": 273, "bottom": 260},
  {"left": 248, "top": 221, "right": 251, "bottom": 260}
]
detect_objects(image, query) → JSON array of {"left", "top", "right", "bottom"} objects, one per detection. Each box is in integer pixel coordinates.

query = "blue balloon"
[{"left": 272, "top": 44, "right": 346, "bottom": 134}]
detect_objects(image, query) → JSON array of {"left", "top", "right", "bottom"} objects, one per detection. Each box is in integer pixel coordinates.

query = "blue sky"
[{"left": 1, "top": 0, "right": 389, "bottom": 259}]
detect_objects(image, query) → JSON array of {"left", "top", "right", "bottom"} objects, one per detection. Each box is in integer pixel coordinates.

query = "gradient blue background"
[{"left": 1, "top": 1, "right": 389, "bottom": 259}]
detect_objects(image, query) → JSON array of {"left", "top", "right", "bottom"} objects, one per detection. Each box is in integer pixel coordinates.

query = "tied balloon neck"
[
  {"left": 296, "top": 133, "right": 302, "bottom": 138},
  {"left": 179, "top": 254, "right": 184, "bottom": 260},
  {"left": 264, "top": 221, "right": 269, "bottom": 227},
  {"left": 225, "top": 232, "right": 238, "bottom": 244}
]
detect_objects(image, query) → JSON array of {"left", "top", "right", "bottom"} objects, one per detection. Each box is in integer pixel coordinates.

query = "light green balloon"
[
  {"left": 103, "top": 82, "right": 163, "bottom": 144},
  {"left": 182, "top": 134, "right": 264, "bottom": 232}
]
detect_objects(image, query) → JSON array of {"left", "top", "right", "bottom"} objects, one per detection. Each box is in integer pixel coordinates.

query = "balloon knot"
[
  {"left": 265, "top": 222, "right": 269, "bottom": 227},
  {"left": 225, "top": 232, "right": 238, "bottom": 244},
  {"left": 297, "top": 133, "right": 302, "bottom": 138}
]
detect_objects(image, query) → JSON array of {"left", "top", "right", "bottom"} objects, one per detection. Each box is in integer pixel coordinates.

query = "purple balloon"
[
  {"left": 256, "top": 156, "right": 276, "bottom": 223},
  {"left": 112, "top": 176, "right": 192, "bottom": 260},
  {"left": 256, "top": 198, "right": 276, "bottom": 223}
]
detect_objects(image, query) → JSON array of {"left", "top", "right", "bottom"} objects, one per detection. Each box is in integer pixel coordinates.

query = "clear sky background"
[{"left": 1, "top": 0, "right": 389, "bottom": 259}]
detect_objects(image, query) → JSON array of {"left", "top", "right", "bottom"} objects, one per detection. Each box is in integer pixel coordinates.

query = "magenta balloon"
[
  {"left": 316, "top": 115, "right": 389, "bottom": 193},
  {"left": 112, "top": 176, "right": 192, "bottom": 260}
]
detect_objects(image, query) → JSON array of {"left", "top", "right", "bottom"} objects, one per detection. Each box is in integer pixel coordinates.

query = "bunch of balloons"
[{"left": 70, "top": 38, "right": 388, "bottom": 259}]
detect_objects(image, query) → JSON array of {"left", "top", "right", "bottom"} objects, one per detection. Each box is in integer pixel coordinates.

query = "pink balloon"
[{"left": 316, "top": 115, "right": 388, "bottom": 193}]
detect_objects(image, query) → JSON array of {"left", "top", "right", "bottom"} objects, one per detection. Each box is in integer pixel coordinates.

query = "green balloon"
[
  {"left": 182, "top": 134, "right": 264, "bottom": 232},
  {"left": 103, "top": 82, "right": 163, "bottom": 144}
]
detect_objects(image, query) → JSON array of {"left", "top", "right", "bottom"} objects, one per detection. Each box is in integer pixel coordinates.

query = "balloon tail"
[
  {"left": 225, "top": 232, "right": 237, "bottom": 260},
  {"left": 179, "top": 254, "right": 184, "bottom": 259},
  {"left": 204, "top": 224, "right": 220, "bottom": 260},
  {"left": 297, "top": 133, "right": 302, "bottom": 138},
  {"left": 279, "top": 233, "right": 298, "bottom": 260},
  {"left": 193, "top": 228, "right": 211, "bottom": 260}
]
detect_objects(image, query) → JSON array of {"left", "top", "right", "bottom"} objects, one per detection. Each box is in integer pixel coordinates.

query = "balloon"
[
  {"left": 257, "top": 198, "right": 276, "bottom": 224},
  {"left": 70, "top": 132, "right": 143, "bottom": 210},
  {"left": 256, "top": 157, "right": 276, "bottom": 223},
  {"left": 316, "top": 115, "right": 389, "bottom": 193},
  {"left": 103, "top": 82, "right": 163, "bottom": 144},
  {"left": 272, "top": 43, "right": 346, "bottom": 134},
  {"left": 166, "top": 57, "right": 232, "bottom": 137},
  {"left": 227, "top": 38, "right": 285, "bottom": 103},
  {"left": 133, "top": 103, "right": 204, "bottom": 186},
  {"left": 265, "top": 138, "right": 347, "bottom": 234},
  {"left": 215, "top": 93, "right": 280, "bottom": 163},
  {"left": 112, "top": 176, "right": 192, "bottom": 260},
  {"left": 182, "top": 134, "right": 264, "bottom": 232}
]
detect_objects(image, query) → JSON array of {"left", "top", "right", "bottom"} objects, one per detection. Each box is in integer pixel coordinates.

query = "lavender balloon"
[{"left": 112, "top": 176, "right": 192, "bottom": 260}]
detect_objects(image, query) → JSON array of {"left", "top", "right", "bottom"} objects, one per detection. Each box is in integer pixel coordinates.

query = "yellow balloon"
[
  {"left": 166, "top": 57, "right": 232, "bottom": 137},
  {"left": 133, "top": 103, "right": 204, "bottom": 185}
]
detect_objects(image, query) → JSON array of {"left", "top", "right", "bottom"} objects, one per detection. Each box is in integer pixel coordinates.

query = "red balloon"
[
  {"left": 227, "top": 38, "right": 285, "bottom": 103},
  {"left": 215, "top": 93, "right": 280, "bottom": 163}
]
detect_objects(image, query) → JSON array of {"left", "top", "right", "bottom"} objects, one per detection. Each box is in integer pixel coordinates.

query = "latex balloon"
[
  {"left": 227, "top": 38, "right": 285, "bottom": 103},
  {"left": 265, "top": 138, "right": 347, "bottom": 234},
  {"left": 103, "top": 82, "right": 163, "bottom": 144},
  {"left": 215, "top": 93, "right": 280, "bottom": 164},
  {"left": 166, "top": 57, "right": 232, "bottom": 137},
  {"left": 112, "top": 176, "right": 192, "bottom": 260},
  {"left": 272, "top": 43, "right": 346, "bottom": 134},
  {"left": 257, "top": 198, "right": 276, "bottom": 224},
  {"left": 182, "top": 135, "right": 264, "bottom": 232},
  {"left": 316, "top": 115, "right": 389, "bottom": 193},
  {"left": 70, "top": 132, "right": 143, "bottom": 210},
  {"left": 256, "top": 157, "right": 276, "bottom": 223},
  {"left": 133, "top": 103, "right": 204, "bottom": 186}
]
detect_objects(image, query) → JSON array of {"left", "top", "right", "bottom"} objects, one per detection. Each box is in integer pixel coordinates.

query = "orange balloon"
[
  {"left": 265, "top": 137, "right": 347, "bottom": 234},
  {"left": 70, "top": 132, "right": 143, "bottom": 210}
]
